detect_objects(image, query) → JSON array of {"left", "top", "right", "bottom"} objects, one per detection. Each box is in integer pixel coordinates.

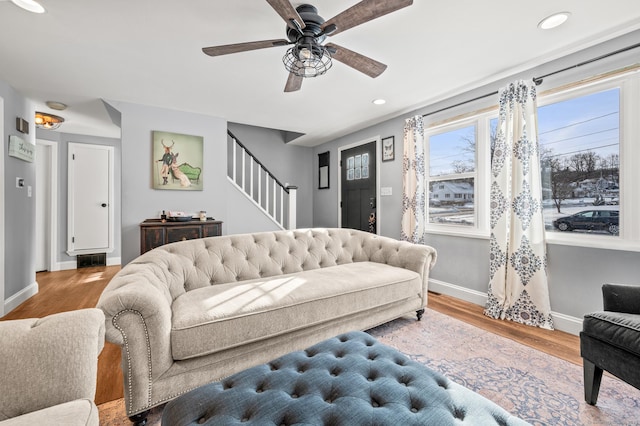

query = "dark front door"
[{"left": 340, "top": 141, "right": 377, "bottom": 232}]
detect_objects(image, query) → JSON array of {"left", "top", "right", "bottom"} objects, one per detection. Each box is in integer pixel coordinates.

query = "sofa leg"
[
  {"left": 416, "top": 309, "right": 425, "bottom": 321},
  {"left": 583, "top": 359, "right": 603, "bottom": 405},
  {"left": 129, "top": 410, "right": 150, "bottom": 426}
]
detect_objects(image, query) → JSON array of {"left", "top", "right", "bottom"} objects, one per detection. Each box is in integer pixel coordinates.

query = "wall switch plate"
[
  {"left": 27, "top": 186, "right": 32, "bottom": 197},
  {"left": 381, "top": 187, "right": 392, "bottom": 196}
]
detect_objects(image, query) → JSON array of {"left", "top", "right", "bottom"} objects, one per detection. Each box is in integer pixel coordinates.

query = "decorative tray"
[{"left": 168, "top": 216, "right": 193, "bottom": 222}]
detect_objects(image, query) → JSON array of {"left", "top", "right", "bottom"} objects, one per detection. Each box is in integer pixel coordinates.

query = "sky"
[
  {"left": 429, "top": 124, "right": 475, "bottom": 176},
  {"left": 427, "top": 87, "right": 620, "bottom": 176},
  {"left": 537, "top": 88, "right": 619, "bottom": 163}
]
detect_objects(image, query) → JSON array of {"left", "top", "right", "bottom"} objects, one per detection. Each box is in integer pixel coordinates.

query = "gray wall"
[
  {"left": 0, "top": 80, "right": 36, "bottom": 301},
  {"left": 35, "top": 129, "right": 122, "bottom": 266},
  {"left": 311, "top": 31, "right": 640, "bottom": 330}
]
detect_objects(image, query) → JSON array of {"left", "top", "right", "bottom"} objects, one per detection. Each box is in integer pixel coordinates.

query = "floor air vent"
[{"left": 77, "top": 253, "right": 107, "bottom": 268}]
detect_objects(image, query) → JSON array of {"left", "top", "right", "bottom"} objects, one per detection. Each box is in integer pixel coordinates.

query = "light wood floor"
[{"left": 1, "top": 265, "right": 581, "bottom": 406}]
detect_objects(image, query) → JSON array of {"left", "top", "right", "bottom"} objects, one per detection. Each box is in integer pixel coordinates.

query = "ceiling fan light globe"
[
  {"left": 298, "top": 47, "right": 313, "bottom": 61},
  {"left": 283, "top": 45, "right": 332, "bottom": 78}
]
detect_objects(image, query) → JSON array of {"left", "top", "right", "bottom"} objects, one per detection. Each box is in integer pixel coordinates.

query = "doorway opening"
[{"left": 35, "top": 140, "right": 59, "bottom": 272}]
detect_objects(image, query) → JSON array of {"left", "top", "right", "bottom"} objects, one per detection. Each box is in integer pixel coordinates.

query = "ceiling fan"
[{"left": 202, "top": 0, "right": 413, "bottom": 92}]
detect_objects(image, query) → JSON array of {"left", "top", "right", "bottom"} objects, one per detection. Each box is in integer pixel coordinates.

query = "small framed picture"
[{"left": 382, "top": 136, "right": 395, "bottom": 162}]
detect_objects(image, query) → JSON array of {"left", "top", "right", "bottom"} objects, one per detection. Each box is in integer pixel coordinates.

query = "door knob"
[{"left": 101, "top": 203, "right": 107, "bottom": 207}]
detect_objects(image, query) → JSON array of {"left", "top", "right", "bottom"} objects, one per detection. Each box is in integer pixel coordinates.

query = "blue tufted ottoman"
[{"left": 162, "top": 331, "right": 530, "bottom": 425}]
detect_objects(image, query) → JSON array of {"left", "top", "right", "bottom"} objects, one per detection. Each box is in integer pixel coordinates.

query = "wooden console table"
[{"left": 139, "top": 218, "right": 223, "bottom": 254}]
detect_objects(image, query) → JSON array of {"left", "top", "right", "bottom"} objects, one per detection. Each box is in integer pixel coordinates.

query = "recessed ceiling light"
[
  {"left": 372, "top": 99, "right": 386, "bottom": 105},
  {"left": 46, "top": 101, "right": 68, "bottom": 111},
  {"left": 11, "top": 0, "right": 45, "bottom": 13},
  {"left": 538, "top": 12, "right": 570, "bottom": 30}
]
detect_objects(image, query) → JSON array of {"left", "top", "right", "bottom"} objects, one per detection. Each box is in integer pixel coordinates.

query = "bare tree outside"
[{"left": 541, "top": 149, "right": 574, "bottom": 213}]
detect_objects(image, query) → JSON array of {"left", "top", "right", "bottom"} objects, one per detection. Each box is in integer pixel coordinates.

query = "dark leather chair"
[{"left": 580, "top": 283, "right": 640, "bottom": 405}]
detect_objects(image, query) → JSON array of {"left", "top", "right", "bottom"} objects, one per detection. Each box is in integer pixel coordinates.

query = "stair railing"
[{"left": 227, "top": 130, "right": 297, "bottom": 230}]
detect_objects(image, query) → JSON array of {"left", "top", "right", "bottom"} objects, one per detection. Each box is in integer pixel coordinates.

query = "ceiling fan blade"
[
  {"left": 326, "top": 43, "right": 387, "bottom": 78},
  {"left": 284, "top": 71, "right": 303, "bottom": 92},
  {"left": 322, "top": 0, "right": 413, "bottom": 36},
  {"left": 266, "top": 0, "right": 305, "bottom": 30},
  {"left": 202, "top": 39, "right": 290, "bottom": 57}
]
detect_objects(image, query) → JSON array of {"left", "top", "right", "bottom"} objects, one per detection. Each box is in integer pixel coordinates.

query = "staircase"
[{"left": 227, "top": 130, "right": 297, "bottom": 230}]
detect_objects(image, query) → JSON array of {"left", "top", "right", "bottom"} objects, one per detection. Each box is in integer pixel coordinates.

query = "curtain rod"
[{"left": 423, "top": 41, "right": 640, "bottom": 118}]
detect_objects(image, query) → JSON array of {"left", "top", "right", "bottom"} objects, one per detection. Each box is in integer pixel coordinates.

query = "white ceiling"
[{"left": 1, "top": 0, "right": 639, "bottom": 146}]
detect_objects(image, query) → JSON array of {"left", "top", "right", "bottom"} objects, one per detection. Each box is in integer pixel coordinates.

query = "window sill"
[
  {"left": 545, "top": 232, "right": 640, "bottom": 252},
  {"left": 425, "top": 226, "right": 489, "bottom": 240},
  {"left": 426, "top": 226, "right": 640, "bottom": 252}
]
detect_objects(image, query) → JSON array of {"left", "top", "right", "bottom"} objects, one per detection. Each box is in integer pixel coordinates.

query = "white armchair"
[{"left": 0, "top": 308, "right": 105, "bottom": 425}]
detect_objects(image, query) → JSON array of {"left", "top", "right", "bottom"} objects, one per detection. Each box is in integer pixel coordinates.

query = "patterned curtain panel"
[
  {"left": 484, "top": 80, "right": 554, "bottom": 330},
  {"left": 401, "top": 115, "right": 426, "bottom": 244}
]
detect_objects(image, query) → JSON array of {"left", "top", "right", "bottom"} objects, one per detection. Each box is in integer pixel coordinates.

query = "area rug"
[
  {"left": 98, "top": 309, "right": 640, "bottom": 425},
  {"left": 370, "top": 310, "right": 640, "bottom": 426}
]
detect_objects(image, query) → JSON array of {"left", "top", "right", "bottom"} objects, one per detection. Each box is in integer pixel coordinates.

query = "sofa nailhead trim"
[{"left": 112, "top": 309, "right": 153, "bottom": 416}]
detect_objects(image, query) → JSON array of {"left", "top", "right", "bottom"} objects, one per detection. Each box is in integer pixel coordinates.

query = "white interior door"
[{"left": 68, "top": 143, "right": 114, "bottom": 255}]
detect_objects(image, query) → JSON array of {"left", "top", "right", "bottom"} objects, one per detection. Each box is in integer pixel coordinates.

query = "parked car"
[{"left": 553, "top": 209, "right": 619, "bottom": 234}]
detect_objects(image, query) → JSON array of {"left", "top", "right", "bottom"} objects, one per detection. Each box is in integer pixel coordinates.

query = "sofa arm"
[
  {"left": 602, "top": 283, "right": 640, "bottom": 314},
  {"left": 96, "top": 263, "right": 176, "bottom": 414},
  {"left": 0, "top": 309, "right": 105, "bottom": 421},
  {"left": 97, "top": 271, "right": 174, "bottom": 374},
  {"left": 362, "top": 233, "right": 437, "bottom": 307}
]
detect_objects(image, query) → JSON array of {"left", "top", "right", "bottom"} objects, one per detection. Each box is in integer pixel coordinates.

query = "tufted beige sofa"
[{"left": 97, "top": 228, "right": 437, "bottom": 423}]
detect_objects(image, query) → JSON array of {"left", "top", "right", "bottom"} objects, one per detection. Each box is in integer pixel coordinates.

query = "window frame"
[
  {"left": 425, "top": 114, "right": 491, "bottom": 238},
  {"left": 423, "top": 69, "right": 640, "bottom": 251},
  {"left": 537, "top": 72, "right": 640, "bottom": 251}
]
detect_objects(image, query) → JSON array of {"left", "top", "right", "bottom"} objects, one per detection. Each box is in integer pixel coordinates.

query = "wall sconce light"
[
  {"left": 35, "top": 112, "right": 65, "bottom": 130},
  {"left": 16, "top": 117, "right": 29, "bottom": 134}
]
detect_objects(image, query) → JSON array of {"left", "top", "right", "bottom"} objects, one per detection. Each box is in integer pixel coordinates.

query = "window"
[
  {"left": 538, "top": 88, "right": 620, "bottom": 237},
  {"left": 346, "top": 154, "right": 369, "bottom": 181},
  {"left": 427, "top": 123, "right": 478, "bottom": 228}
]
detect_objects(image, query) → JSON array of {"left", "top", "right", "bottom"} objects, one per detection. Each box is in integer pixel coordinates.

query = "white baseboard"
[
  {"left": 428, "top": 278, "right": 582, "bottom": 336},
  {"left": 58, "top": 261, "right": 77, "bottom": 271},
  {"left": 3, "top": 281, "right": 38, "bottom": 315},
  {"left": 550, "top": 312, "right": 583, "bottom": 336},
  {"left": 429, "top": 278, "right": 488, "bottom": 306}
]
